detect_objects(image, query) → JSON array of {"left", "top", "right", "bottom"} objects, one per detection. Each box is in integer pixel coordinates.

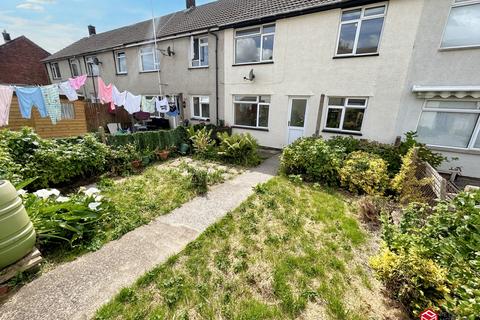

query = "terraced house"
[{"left": 43, "top": 0, "right": 480, "bottom": 178}]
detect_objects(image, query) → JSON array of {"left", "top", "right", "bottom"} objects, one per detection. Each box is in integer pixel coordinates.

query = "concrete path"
[{"left": 0, "top": 155, "right": 279, "bottom": 320}]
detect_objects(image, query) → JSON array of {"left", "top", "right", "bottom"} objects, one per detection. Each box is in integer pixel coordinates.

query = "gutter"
[{"left": 209, "top": 30, "right": 219, "bottom": 126}]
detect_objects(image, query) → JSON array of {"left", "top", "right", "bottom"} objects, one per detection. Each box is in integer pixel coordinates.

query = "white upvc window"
[
  {"left": 335, "top": 4, "right": 387, "bottom": 56},
  {"left": 233, "top": 95, "right": 270, "bottom": 128},
  {"left": 440, "top": 0, "right": 480, "bottom": 49},
  {"left": 416, "top": 99, "right": 480, "bottom": 150},
  {"left": 190, "top": 36, "right": 209, "bottom": 67},
  {"left": 115, "top": 51, "right": 127, "bottom": 74},
  {"left": 50, "top": 62, "right": 61, "bottom": 79},
  {"left": 234, "top": 24, "right": 275, "bottom": 64},
  {"left": 324, "top": 97, "right": 368, "bottom": 133},
  {"left": 192, "top": 96, "right": 210, "bottom": 119},
  {"left": 86, "top": 56, "right": 99, "bottom": 76},
  {"left": 69, "top": 58, "right": 80, "bottom": 77},
  {"left": 139, "top": 45, "right": 160, "bottom": 72}
]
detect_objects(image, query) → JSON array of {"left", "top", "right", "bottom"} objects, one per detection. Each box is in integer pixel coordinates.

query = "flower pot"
[
  {"left": 0, "top": 180, "right": 36, "bottom": 269},
  {"left": 158, "top": 150, "right": 170, "bottom": 161},
  {"left": 131, "top": 160, "right": 142, "bottom": 169}
]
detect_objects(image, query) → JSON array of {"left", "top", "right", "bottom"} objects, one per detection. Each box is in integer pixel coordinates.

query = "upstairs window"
[
  {"left": 139, "top": 45, "right": 160, "bottom": 72},
  {"left": 192, "top": 96, "right": 210, "bottom": 119},
  {"left": 115, "top": 51, "right": 127, "bottom": 74},
  {"left": 69, "top": 59, "right": 80, "bottom": 77},
  {"left": 325, "top": 97, "right": 367, "bottom": 133},
  {"left": 191, "top": 36, "right": 209, "bottom": 67},
  {"left": 441, "top": 0, "right": 480, "bottom": 49},
  {"left": 86, "top": 56, "right": 99, "bottom": 76},
  {"left": 235, "top": 24, "right": 275, "bottom": 64},
  {"left": 233, "top": 95, "right": 270, "bottom": 128},
  {"left": 336, "top": 4, "right": 386, "bottom": 56},
  {"left": 50, "top": 62, "right": 61, "bottom": 79},
  {"left": 416, "top": 100, "right": 480, "bottom": 149}
]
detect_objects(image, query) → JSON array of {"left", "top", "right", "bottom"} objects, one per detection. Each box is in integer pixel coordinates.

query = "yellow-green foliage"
[
  {"left": 339, "top": 151, "right": 389, "bottom": 195},
  {"left": 391, "top": 148, "right": 431, "bottom": 204},
  {"left": 370, "top": 247, "right": 450, "bottom": 315}
]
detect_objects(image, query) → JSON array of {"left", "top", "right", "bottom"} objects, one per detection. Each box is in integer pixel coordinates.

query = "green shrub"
[
  {"left": 391, "top": 148, "right": 432, "bottom": 204},
  {"left": 281, "top": 137, "right": 342, "bottom": 185},
  {"left": 398, "top": 132, "right": 445, "bottom": 168},
  {"left": 107, "top": 126, "right": 187, "bottom": 152},
  {"left": 187, "top": 167, "right": 208, "bottom": 195},
  {"left": 187, "top": 126, "right": 216, "bottom": 159},
  {"left": 374, "top": 191, "right": 480, "bottom": 317},
  {"left": 339, "top": 151, "right": 389, "bottom": 195},
  {"left": 370, "top": 247, "right": 450, "bottom": 315},
  {"left": 217, "top": 132, "right": 261, "bottom": 167},
  {"left": 106, "top": 144, "right": 139, "bottom": 176}
]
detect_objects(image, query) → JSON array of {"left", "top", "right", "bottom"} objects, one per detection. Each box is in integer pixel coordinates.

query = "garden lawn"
[{"left": 95, "top": 177, "right": 402, "bottom": 320}]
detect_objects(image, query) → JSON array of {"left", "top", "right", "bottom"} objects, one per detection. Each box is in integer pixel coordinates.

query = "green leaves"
[{"left": 217, "top": 132, "right": 260, "bottom": 166}]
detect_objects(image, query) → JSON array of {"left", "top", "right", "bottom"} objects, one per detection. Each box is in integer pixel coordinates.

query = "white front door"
[{"left": 287, "top": 98, "right": 308, "bottom": 144}]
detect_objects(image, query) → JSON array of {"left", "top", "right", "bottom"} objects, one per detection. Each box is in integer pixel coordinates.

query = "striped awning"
[{"left": 412, "top": 85, "right": 480, "bottom": 99}]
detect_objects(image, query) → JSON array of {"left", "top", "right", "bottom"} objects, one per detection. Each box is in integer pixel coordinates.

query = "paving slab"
[{"left": 0, "top": 155, "right": 279, "bottom": 320}]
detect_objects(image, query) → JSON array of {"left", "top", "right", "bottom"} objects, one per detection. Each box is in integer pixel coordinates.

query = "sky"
[{"left": 0, "top": 0, "right": 215, "bottom": 53}]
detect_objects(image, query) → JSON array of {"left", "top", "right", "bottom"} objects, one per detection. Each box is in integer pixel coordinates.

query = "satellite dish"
[
  {"left": 244, "top": 69, "right": 255, "bottom": 81},
  {"left": 167, "top": 46, "right": 175, "bottom": 56}
]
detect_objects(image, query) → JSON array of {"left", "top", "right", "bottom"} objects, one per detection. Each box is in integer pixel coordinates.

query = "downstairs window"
[
  {"left": 416, "top": 100, "right": 480, "bottom": 149},
  {"left": 233, "top": 95, "right": 270, "bottom": 128},
  {"left": 324, "top": 97, "right": 367, "bottom": 133}
]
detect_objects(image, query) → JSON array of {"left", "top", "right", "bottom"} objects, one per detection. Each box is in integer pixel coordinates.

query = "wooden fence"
[
  {"left": 83, "top": 102, "right": 132, "bottom": 132},
  {"left": 418, "top": 161, "right": 460, "bottom": 202}
]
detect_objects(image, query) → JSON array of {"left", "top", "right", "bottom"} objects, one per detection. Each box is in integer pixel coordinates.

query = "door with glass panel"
[{"left": 287, "top": 98, "right": 308, "bottom": 144}]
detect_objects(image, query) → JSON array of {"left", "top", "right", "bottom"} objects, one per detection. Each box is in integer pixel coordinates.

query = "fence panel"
[{"left": 84, "top": 102, "right": 132, "bottom": 132}]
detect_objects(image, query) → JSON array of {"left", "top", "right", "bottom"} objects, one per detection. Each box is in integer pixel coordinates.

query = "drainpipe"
[
  {"left": 209, "top": 30, "right": 219, "bottom": 126},
  {"left": 83, "top": 56, "right": 97, "bottom": 101}
]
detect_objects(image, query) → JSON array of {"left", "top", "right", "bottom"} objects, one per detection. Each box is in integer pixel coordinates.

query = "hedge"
[{"left": 107, "top": 127, "right": 188, "bottom": 151}]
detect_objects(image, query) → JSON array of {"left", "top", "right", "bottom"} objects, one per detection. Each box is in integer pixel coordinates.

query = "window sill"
[
  {"left": 322, "top": 129, "right": 362, "bottom": 136},
  {"left": 116, "top": 73, "right": 128, "bottom": 76},
  {"left": 232, "top": 125, "right": 269, "bottom": 132},
  {"left": 438, "top": 44, "right": 480, "bottom": 52},
  {"left": 232, "top": 61, "right": 274, "bottom": 67},
  {"left": 333, "top": 53, "right": 379, "bottom": 59},
  {"left": 139, "top": 70, "right": 160, "bottom": 74},
  {"left": 189, "top": 66, "right": 209, "bottom": 70},
  {"left": 191, "top": 117, "right": 210, "bottom": 122},
  {"left": 427, "top": 145, "right": 480, "bottom": 155}
]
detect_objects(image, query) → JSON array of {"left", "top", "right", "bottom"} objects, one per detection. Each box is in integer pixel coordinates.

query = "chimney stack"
[
  {"left": 2, "top": 30, "right": 11, "bottom": 42},
  {"left": 186, "top": 0, "right": 195, "bottom": 9},
  {"left": 88, "top": 25, "right": 96, "bottom": 36}
]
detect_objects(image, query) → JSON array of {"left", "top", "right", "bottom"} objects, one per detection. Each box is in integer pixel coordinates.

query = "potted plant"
[
  {"left": 155, "top": 148, "right": 170, "bottom": 161},
  {"left": 131, "top": 159, "right": 142, "bottom": 169}
]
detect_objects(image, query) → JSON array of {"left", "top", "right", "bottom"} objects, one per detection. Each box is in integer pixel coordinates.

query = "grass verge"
[{"left": 95, "top": 177, "right": 397, "bottom": 320}]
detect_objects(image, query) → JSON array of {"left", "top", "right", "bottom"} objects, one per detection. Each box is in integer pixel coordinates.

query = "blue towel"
[{"left": 15, "top": 87, "right": 48, "bottom": 119}]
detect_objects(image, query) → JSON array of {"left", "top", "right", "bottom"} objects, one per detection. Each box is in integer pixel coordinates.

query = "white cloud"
[
  {"left": 28, "top": 0, "right": 57, "bottom": 3},
  {"left": 16, "top": 3, "right": 45, "bottom": 12},
  {"left": 0, "top": 11, "right": 85, "bottom": 53}
]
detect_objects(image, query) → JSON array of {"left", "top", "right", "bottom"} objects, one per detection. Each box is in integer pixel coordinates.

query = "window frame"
[
  {"left": 334, "top": 3, "right": 388, "bottom": 57},
  {"left": 50, "top": 62, "right": 61, "bottom": 79},
  {"left": 190, "top": 36, "right": 209, "bottom": 68},
  {"left": 323, "top": 96, "right": 368, "bottom": 133},
  {"left": 439, "top": 0, "right": 480, "bottom": 50},
  {"left": 138, "top": 45, "right": 160, "bottom": 72},
  {"left": 60, "top": 102, "right": 75, "bottom": 120},
  {"left": 234, "top": 23, "right": 276, "bottom": 65},
  {"left": 86, "top": 55, "right": 99, "bottom": 76},
  {"left": 415, "top": 98, "right": 480, "bottom": 150},
  {"left": 191, "top": 95, "right": 210, "bottom": 119},
  {"left": 115, "top": 51, "right": 128, "bottom": 74},
  {"left": 69, "top": 58, "right": 80, "bottom": 77},
  {"left": 233, "top": 95, "right": 270, "bottom": 129}
]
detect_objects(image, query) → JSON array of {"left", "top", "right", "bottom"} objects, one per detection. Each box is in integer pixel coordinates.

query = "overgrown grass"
[{"left": 95, "top": 177, "right": 383, "bottom": 319}]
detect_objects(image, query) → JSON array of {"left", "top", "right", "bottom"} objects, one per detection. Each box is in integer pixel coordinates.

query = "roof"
[
  {"left": 43, "top": 0, "right": 370, "bottom": 62},
  {"left": 0, "top": 35, "right": 50, "bottom": 56}
]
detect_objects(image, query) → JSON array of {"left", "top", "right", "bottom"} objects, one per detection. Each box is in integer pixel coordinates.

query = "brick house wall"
[{"left": 0, "top": 36, "right": 50, "bottom": 85}]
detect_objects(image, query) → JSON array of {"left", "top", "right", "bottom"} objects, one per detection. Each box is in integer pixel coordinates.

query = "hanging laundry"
[
  {"left": 0, "top": 85, "right": 14, "bottom": 126},
  {"left": 41, "top": 84, "right": 62, "bottom": 124},
  {"left": 15, "top": 87, "right": 48, "bottom": 119},
  {"left": 58, "top": 81, "right": 78, "bottom": 101},
  {"left": 155, "top": 97, "right": 170, "bottom": 113},
  {"left": 97, "top": 77, "right": 114, "bottom": 111},
  {"left": 141, "top": 96, "right": 156, "bottom": 113},
  {"left": 124, "top": 92, "right": 141, "bottom": 114},
  {"left": 69, "top": 74, "right": 87, "bottom": 90},
  {"left": 166, "top": 97, "right": 180, "bottom": 117},
  {"left": 112, "top": 85, "right": 127, "bottom": 107}
]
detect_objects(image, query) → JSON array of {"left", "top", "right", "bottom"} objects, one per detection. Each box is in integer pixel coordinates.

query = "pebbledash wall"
[
  {"left": 397, "top": 0, "right": 480, "bottom": 178},
  {"left": 223, "top": 0, "right": 423, "bottom": 148},
  {"left": 45, "top": 32, "right": 225, "bottom": 125}
]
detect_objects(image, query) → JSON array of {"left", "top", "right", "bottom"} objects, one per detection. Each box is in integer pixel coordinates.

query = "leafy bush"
[
  {"left": 373, "top": 191, "right": 480, "bottom": 317},
  {"left": 106, "top": 144, "right": 139, "bottom": 176},
  {"left": 370, "top": 247, "right": 450, "bottom": 315},
  {"left": 187, "top": 166, "right": 208, "bottom": 195},
  {"left": 22, "top": 187, "right": 111, "bottom": 249},
  {"left": 398, "top": 132, "right": 445, "bottom": 168},
  {"left": 391, "top": 148, "right": 432, "bottom": 204},
  {"left": 339, "top": 151, "right": 389, "bottom": 195},
  {"left": 187, "top": 126, "right": 216, "bottom": 159},
  {"left": 107, "top": 127, "right": 187, "bottom": 152},
  {"left": 217, "top": 132, "right": 261, "bottom": 166},
  {"left": 281, "top": 138, "right": 343, "bottom": 185}
]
